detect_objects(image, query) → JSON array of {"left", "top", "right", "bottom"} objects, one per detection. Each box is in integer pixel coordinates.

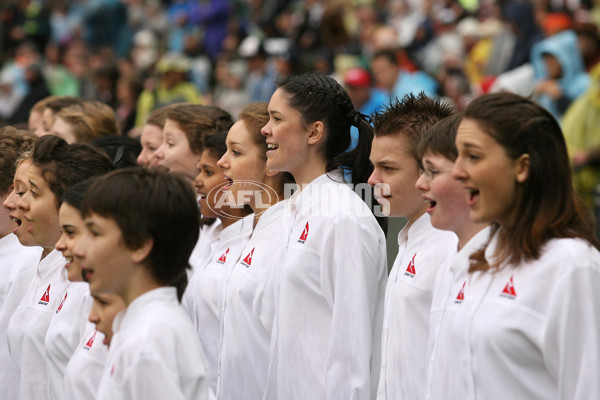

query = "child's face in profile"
[
  {"left": 74, "top": 212, "right": 137, "bottom": 298},
  {"left": 88, "top": 293, "right": 126, "bottom": 347}
]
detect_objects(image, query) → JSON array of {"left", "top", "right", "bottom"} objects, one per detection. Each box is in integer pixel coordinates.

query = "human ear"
[
  {"left": 515, "top": 153, "right": 530, "bottom": 183},
  {"left": 307, "top": 121, "right": 325, "bottom": 146},
  {"left": 131, "top": 238, "right": 154, "bottom": 264}
]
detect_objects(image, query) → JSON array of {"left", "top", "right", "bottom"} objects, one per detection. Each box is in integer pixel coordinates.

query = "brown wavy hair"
[{"left": 464, "top": 93, "right": 600, "bottom": 272}]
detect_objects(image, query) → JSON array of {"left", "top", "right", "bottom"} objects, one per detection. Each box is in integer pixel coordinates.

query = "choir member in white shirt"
[
  {"left": 55, "top": 179, "right": 108, "bottom": 400},
  {"left": 215, "top": 103, "right": 292, "bottom": 399},
  {"left": 8, "top": 135, "right": 113, "bottom": 400},
  {"left": 0, "top": 128, "right": 39, "bottom": 308},
  {"left": 151, "top": 104, "right": 234, "bottom": 275},
  {"left": 184, "top": 131, "right": 253, "bottom": 392},
  {"left": 0, "top": 130, "right": 42, "bottom": 395},
  {"left": 412, "top": 115, "right": 490, "bottom": 399},
  {"left": 73, "top": 168, "right": 213, "bottom": 400},
  {"left": 46, "top": 170, "right": 112, "bottom": 400},
  {"left": 261, "top": 73, "right": 387, "bottom": 399},
  {"left": 442, "top": 92, "right": 600, "bottom": 399},
  {"left": 65, "top": 291, "right": 126, "bottom": 398},
  {"left": 367, "top": 94, "right": 458, "bottom": 399}
]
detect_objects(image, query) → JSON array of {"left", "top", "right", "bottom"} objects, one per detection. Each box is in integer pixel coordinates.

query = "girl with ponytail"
[{"left": 261, "top": 73, "right": 387, "bottom": 399}]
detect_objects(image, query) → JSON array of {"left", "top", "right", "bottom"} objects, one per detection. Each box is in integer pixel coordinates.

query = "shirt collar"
[
  {"left": 218, "top": 213, "right": 254, "bottom": 242},
  {"left": 289, "top": 169, "right": 346, "bottom": 213},
  {"left": 113, "top": 286, "right": 178, "bottom": 333},
  {"left": 398, "top": 212, "right": 433, "bottom": 245},
  {"left": 450, "top": 226, "right": 492, "bottom": 272},
  {"left": 38, "top": 249, "right": 66, "bottom": 277},
  {"left": 0, "top": 233, "right": 19, "bottom": 252}
]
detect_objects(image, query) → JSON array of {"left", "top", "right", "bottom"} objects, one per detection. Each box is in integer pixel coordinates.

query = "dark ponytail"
[{"left": 276, "top": 74, "right": 383, "bottom": 228}]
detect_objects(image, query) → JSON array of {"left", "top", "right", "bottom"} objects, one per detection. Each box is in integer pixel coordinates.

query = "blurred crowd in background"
[{"left": 2, "top": 0, "right": 600, "bottom": 217}]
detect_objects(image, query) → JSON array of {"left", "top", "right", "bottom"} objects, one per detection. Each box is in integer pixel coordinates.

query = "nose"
[
  {"left": 153, "top": 145, "right": 165, "bottom": 161},
  {"left": 3, "top": 192, "right": 16, "bottom": 211},
  {"left": 136, "top": 151, "right": 146, "bottom": 167},
  {"left": 55, "top": 234, "right": 67, "bottom": 251},
  {"left": 17, "top": 191, "right": 30, "bottom": 212},
  {"left": 452, "top": 157, "right": 467, "bottom": 180},
  {"left": 261, "top": 122, "right": 271, "bottom": 137},
  {"left": 193, "top": 174, "right": 203, "bottom": 192},
  {"left": 367, "top": 169, "right": 380, "bottom": 187},
  {"left": 415, "top": 171, "right": 429, "bottom": 192},
  {"left": 217, "top": 154, "right": 227, "bottom": 169},
  {"left": 88, "top": 308, "right": 99, "bottom": 324},
  {"left": 73, "top": 234, "right": 87, "bottom": 260}
]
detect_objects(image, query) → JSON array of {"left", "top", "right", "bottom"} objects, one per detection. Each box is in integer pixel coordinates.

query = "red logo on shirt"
[
  {"left": 500, "top": 276, "right": 517, "bottom": 299},
  {"left": 241, "top": 247, "right": 255, "bottom": 268},
  {"left": 216, "top": 248, "right": 230, "bottom": 264},
  {"left": 38, "top": 284, "right": 51, "bottom": 305},
  {"left": 404, "top": 254, "right": 416, "bottom": 278},
  {"left": 56, "top": 292, "right": 68, "bottom": 313},
  {"left": 110, "top": 363, "right": 115, "bottom": 376},
  {"left": 84, "top": 331, "right": 97, "bottom": 350},
  {"left": 297, "top": 222, "right": 309, "bottom": 244},
  {"left": 454, "top": 281, "right": 466, "bottom": 303}
]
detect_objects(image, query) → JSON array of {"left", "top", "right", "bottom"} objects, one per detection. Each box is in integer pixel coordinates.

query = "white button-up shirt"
[
  {"left": 0, "top": 238, "right": 41, "bottom": 394},
  {"left": 0, "top": 234, "right": 39, "bottom": 308},
  {"left": 425, "top": 226, "right": 490, "bottom": 399},
  {"left": 184, "top": 214, "right": 254, "bottom": 392},
  {"left": 377, "top": 213, "right": 457, "bottom": 400},
  {"left": 96, "top": 287, "right": 214, "bottom": 400},
  {"left": 63, "top": 326, "right": 108, "bottom": 400},
  {"left": 265, "top": 171, "right": 387, "bottom": 400},
  {"left": 438, "top": 232, "right": 600, "bottom": 399},
  {"left": 45, "top": 282, "right": 91, "bottom": 400},
  {"left": 189, "top": 219, "right": 223, "bottom": 274},
  {"left": 7, "top": 249, "right": 69, "bottom": 400},
  {"left": 217, "top": 200, "right": 290, "bottom": 400}
]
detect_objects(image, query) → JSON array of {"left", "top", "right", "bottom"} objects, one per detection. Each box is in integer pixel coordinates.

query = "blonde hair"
[{"left": 55, "top": 100, "right": 119, "bottom": 143}]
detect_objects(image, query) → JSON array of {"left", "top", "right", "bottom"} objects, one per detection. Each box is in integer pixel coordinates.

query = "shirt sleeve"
[
  {"left": 320, "top": 216, "right": 387, "bottom": 399},
  {"left": 543, "top": 264, "right": 600, "bottom": 399}
]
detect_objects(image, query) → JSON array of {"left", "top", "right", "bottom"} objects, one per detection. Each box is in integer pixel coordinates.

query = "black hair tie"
[{"left": 348, "top": 109, "right": 370, "bottom": 127}]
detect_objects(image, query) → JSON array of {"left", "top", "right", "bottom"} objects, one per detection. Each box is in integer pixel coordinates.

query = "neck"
[
  {"left": 404, "top": 208, "right": 427, "bottom": 231},
  {"left": 251, "top": 193, "right": 284, "bottom": 227},
  {"left": 120, "top": 266, "right": 162, "bottom": 306},
  {"left": 456, "top": 222, "right": 489, "bottom": 251},
  {"left": 291, "top": 155, "right": 327, "bottom": 188},
  {"left": 219, "top": 208, "right": 246, "bottom": 230},
  {"left": 41, "top": 246, "right": 53, "bottom": 260}
]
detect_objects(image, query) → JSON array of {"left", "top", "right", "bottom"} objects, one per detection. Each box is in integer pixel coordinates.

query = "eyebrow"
[
  {"left": 372, "top": 158, "right": 398, "bottom": 166},
  {"left": 460, "top": 142, "right": 481, "bottom": 150},
  {"left": 29, "top": 180, "right": 39, "bottom": 189},
  {"left": 85, "top": 221, "right": 98, "bottom": 230}
]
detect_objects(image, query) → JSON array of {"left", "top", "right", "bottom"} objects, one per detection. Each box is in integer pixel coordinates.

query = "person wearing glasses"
[{"left": 414, "top": 114, "right": 490, "bottom": 399}]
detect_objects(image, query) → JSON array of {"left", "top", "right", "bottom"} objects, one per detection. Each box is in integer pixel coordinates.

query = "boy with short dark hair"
[
  {"left": 74, "top": 168, "right": 213, "bottom": 400},
  {"left": 368, "top": 94, "right": 457, "bottom": 399}
]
